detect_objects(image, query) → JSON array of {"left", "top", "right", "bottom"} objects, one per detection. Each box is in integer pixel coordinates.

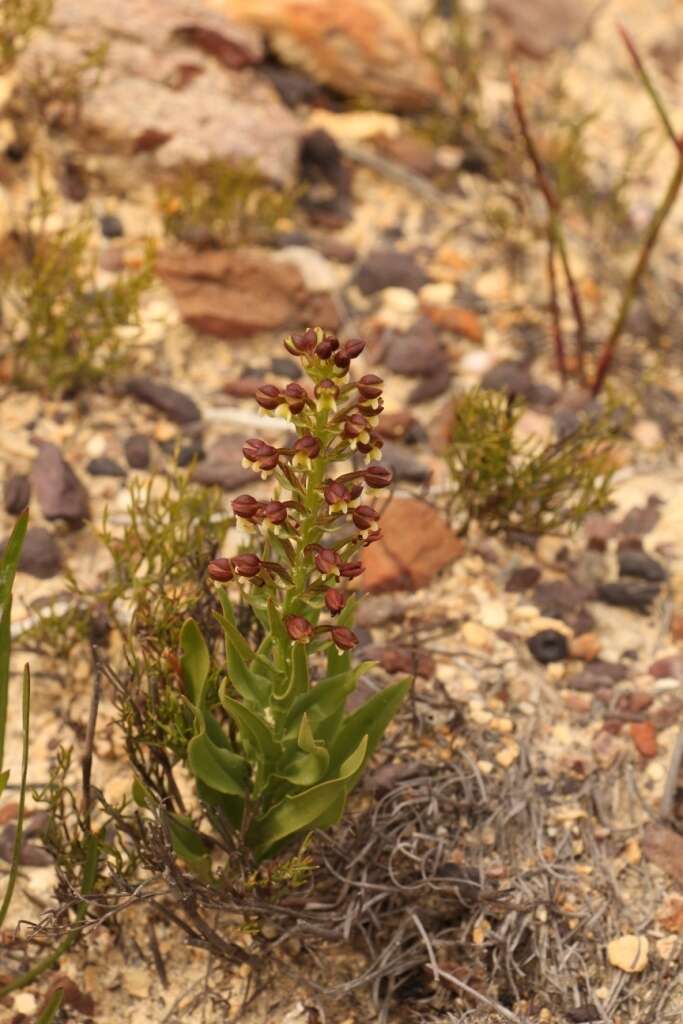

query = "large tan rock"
[
  {"left": 18, "top": 0, "right": 300, "bottom": 183},
  {"left": 211, "top": 0, "right": 443, "bottom": 111},
  {"left": 362, "top": 498, "right": 464, "bottom": 593},
  {"left": 156, "top": 246, "right": 340, "bottom": 338}
]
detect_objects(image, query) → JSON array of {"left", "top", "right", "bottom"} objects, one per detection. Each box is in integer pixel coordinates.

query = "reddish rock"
[
  {"left": 361, "top": 498, "right": 464, "bottom": 593},
  {"left": 377, "top": 411, "right": 419, "bottom": 442},
  {"left": 364, "top": 645, "right": 435, "bottom": 679},
  {"left": 630, "top": 721, "right": 657, "bottom": 758},
  {"left": 643, "top": 825, "right": 683, "bottom": 888},
  {"left": 218, "top": 0, "right": 443, "bottom": 111},
  {"left": 490, "top": 0, "right": 595, "bottom": 58},
  {"left": 157, "top": 246, "right": 339, "bottom": 338},
  {"left": 423, "top": 304, "right": 483, "bottom": 343},
  {"left": 650, "top": 655, "right": 683, "bottom": 681}
]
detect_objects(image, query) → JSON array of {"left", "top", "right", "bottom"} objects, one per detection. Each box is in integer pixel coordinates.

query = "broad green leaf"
[
  {"left": 283, "top": 661, "right": 374, "bottom": 737},
  {"left": 248, "top": 735, "right": 368, "bottom": 861},
  {"left": 0, "top": 509, "right": 28, "bottom": 771},
  {"left": 267, "top": 598, "right": 289, "bottom": 667},
  {"left": 330, "top": 678, "right": 410, "bottom": 774},
  {"left": 275, "top": 714, "right": 329, "bottom": 787},
  {"left": 187, "top": 727, "right": 247, "bottom": 797},
  {"left": 180, "top": 619, "right": 210, "bottom": 706},
  {"left": 216, "top": 591, "right": 254, "bottom": 664},
  {"left": 162, "top": 811, "right": 211, "bottom": 882},
  {"left": 0, "top": 665, "right": 30, "bottom": 928},
  {"left": 220, "top": 686, "right": 280, "bottom": 761},
  {"left": 196, "top": 780, "right": 244, "bottom": 830},
  {"left": 215, "top": 615, "right": 270, "bottom": 705}
]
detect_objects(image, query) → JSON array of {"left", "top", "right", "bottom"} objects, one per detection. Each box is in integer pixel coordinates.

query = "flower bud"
[
  {"left": 325, "top": 588, "right": 347, "bottom": 615},
  {"left": 315, "top": 334, "right": 340, "bottom": 359},
  {"left": 340, "top": 560, "right": 364, "bottom": 580},
  {"left": 356, "top": 374, "right": 383, "bottom": 400},
  {"left": 284, "top": 329, "right": 316, "bottom": 355},
  {"left": 352, "top": 504, "right": 379, "bottom": 532},
  {"left": 232, "top": 554, "right": 261, "bottom": 578},
  {"left": 292, "top": 433, "right": 322, "bottom": 470},
  {"left": 207, "top": 557, "right": 233, "bottom": 582},
  {"left": 362, "top": 528, "right": 383, "bottom": 546},
  {"left": 330, "top": 626, "right": 359, "bottom": 651},
  {"left": 254, "top": 383, "right": 282, "bottom": 411},
  {"left": 242, "top": 439, "right": 279, "bottom": 476},
  {"left": 284, "top": 382, "right": 308, "bottom": 414},
  {"left": 342, "top": 338, "right": 365, "bottom": 360},
  {"left": 285, "top": 615, "right": 313, "bottom": 643},
  {"left": 364, "top": 464, "right": 393, "bottom": 489},
  {"left": 232, "top": 494, "right": 260, "bottom": 520},
  {"left": 314, "top": 546, "right": 340, "bottom": 576}
]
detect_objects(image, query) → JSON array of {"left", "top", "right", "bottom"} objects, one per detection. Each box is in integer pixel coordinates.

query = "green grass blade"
[
  {"left": 0, "top": 510, "right": 29, "bottom": 770},
  {"left": 0, "top": 664, "right": 30, "bottom": 928},
  {"left": 35, "top": 987, "right": 64, "bottom": 1023}
]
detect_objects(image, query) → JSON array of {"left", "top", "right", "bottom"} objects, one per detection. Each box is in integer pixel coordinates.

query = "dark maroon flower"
[
  {"left": 362, "top": 528, "right": 382, "bottom": 546},
  {"left": 364, "top": 464, "right": 393, "bottom": 489},
  {"left": 324, "top": 480, "right": 352, "bottom": 510},
  {"left": 285, "top": 615, "right": 313, "bottom": 643},
  {"left": 342, "top": 338, "right": 366, "bottom": 360},
  {"left": 242, "top": 438, "right": 279, "bottom": 474},
  {"left": 343, "top": 413, "right": 370, "bottom": 442},
  {"left": 207, "top": 557, "right": 233, "bottom": 582},
  {"left": 340, "top": 561, "right": 364, "bottom": 580},
  {"left": 352, "top": 504, "right": 379, "bottom": 532},
  {"left": 232, "top": 494, "right": 261, "bottom": 520},
  {"left": 356, "top": 431, "right": 384, "bottom": 457},
  {"left": 284, "top": 382, "right": 308, "bottom": 414},
  {"left": 260, "top": 500, "right": 288, "bottom": 526},
  {"left": 356, "top": 374, "right": 383, "bottom": 400},
  {"left": 357, "top": 400, "right": 384, "bottom": 419},
  {"left": 315, "top": 334, "right": 340, "bottom": 359},
  {"left": 324, "top": 588, "right": 347, "bottom": 616},
  {"left": 330, "top": 626, "right": 359, "bottom": 651},
  {"left": 284, "top": 329, "right": 317, "bottom": 355},
  {"left": 314, "top": 547, "right": 340, "bottom": 576},
  {"left": 254, "top": 383, "right": 281, "bottom": 411},
  {"left": 232, "top": 554, "right": 261, "bottom": 578}
]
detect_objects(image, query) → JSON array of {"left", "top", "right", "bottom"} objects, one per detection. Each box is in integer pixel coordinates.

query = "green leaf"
[
  {"left": 275, "top": 713, "right": 329, "bottom": 786},
  {"left": 196, "top": 780, "right": 244, "bottom": 830},
  {"left": 0, "top": 770, "right": 8, "bottom": 799},
  {"left": 220, "top": 685, "right": 280, "bottom": 761},
  {"left": 162, "top": 811, "right": 211, "bottom": 882},
  {"left": 284, "top": 661, "right": 373, "bottom": 737},
  {"left": 131, "top": 777, "right": 152, "bottom": 809},
  {"left": 35, "top": 988, "right": 64, "bottom": 1024},
  {"left": 180, "top": 619, "right": 210, "bottom": 706},
  {"left": 0, "top": 509, "right": 28, "bottom": 771},
  {"left": 330, "top": 678, "right": 410, "bottom": 775},
  {"left": 216, "top": 590, "right": 253, "bottom": 663},
  {"left": 0, "top": 665, "right": 30, "bottom": 928},
  {"left": 187, "top": 723, "right": 247, "bottom": 798},
  {"left": 215, "top": 615, "right": 271, "bottom": 705},
  {"left": 248, "top": 735, "right": 368, "bottom": 861}
]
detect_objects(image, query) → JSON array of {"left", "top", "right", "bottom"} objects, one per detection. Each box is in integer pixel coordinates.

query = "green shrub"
[{"left": 444, "top": 388, "right": 619, "bottom": 537}]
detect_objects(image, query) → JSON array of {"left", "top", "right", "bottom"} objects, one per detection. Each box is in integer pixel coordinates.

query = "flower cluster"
[{"left": 207, "top": 327, "right": 392, "bottom": 653}]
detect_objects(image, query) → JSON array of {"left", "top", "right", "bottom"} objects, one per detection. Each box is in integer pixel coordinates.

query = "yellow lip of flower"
[
  {"left": 358, "top": 429, "right": 371, "bottom": 444},
  {"left": 275, "top": 403, "right": 292, "bottom": 420},
  {"left": 316, "top": 395, "right": 337, "bottom": 413},
  {"left": 241, "top": 456, "right": 254, "bottom": 470},
  {"left": 292, "top": 452, "right": 312, "bottom": 470},
  {"left": 364, "top": 448, "right": 382, "bottom": 463},
  {"left": 367, "top": 415, "right": 379, "bottom": 427},
  {"left": 330, "top": 500, "right": 348, "bottom": 514}
]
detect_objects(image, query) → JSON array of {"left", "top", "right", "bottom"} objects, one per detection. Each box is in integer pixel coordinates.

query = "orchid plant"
[{"left": 173, "top": 328, "right": 409, "bottom": 867}]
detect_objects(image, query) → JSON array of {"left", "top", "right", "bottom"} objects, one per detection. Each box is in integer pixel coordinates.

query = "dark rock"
[
  {"left": 505, "top": 566, "right": 541, "bottom": 592},
  {"left": 86, "top": 457, "right": 127, "bottom": 478},
  {"left": 191, "top": 435, "right": 255, "bottom": 490},
  {"left": 1, "top": 527, "right": 63, "bottom": 579},
  {"left": 127, "top": 378, "right": 201, "bottom": 424},
  {"left": 259, "top": 62, "right": 321, "bottom": 107},
  {"left": 124, "top": 433, "right": 151, "bottom": 469},
  {"left": 408, "top": 365, "right": 451, "bottom": 404},
  {"left": 3, "top": 474, "right": 31, "bottom": 515},
  {"left": 618, "top": 548, "right": 667, "bottom": 582},
  {"left": 382, "top": 322, "right": 445, "bottom": 376},
  {"left": 354, "top": 248, "right": 428, "bottom": 295},
  {"left": 5, "top": 141, "right": 27, "bottom": 162},
  {"left": 528, "top": 629, "right": 568, "bottom": 664},
  {"left": 300, "top": 128, "right": 349, "bottom": 195},
  {"left": 99, "top": 213, "right": 124, "bottom": 238},
  {"left": 618, "top": 496, "right": 663, "bottom": 537},
  {"left": 480, "top": 360, "right": 535, "bottom": 400},
  {"left": 59, "top": 157, "right": 89, "bottom": 201},
  {"left": 30, "top": 443, "right": 90, "bottom": 526},
  {"left": 271, "top": 357, "right": 302, "bottom": 380},
  {"left": 159, "top": 438, "right": 204, "bottom": 467},
  {"left": 379, "top": 442, "right": 432, "bottom": 484},
  {"left": 597, "top": 580, "right": 661, "bottom": 613},
  {"left": 532, "top": 580, "right": 595, "bottom": 634}
]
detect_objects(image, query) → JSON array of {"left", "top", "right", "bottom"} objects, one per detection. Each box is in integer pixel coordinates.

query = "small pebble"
[
  {"left": 100, "top": 213, "right": 124, "bottom": 238},
  {"left": 528, "top": 629, "right": 569, "bottom": 664},
  {"left": 124, "top": 433, "right": 151, "bottom": 469},
  {"left": 607, "top": 934, "right": 649, "bottom": 973},
  {"left": 87, "top": 456, "right": 127, "bottom": 478}
]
